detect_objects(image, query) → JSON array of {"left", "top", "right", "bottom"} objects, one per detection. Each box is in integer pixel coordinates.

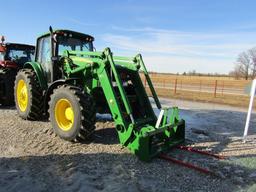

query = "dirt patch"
[{"left": 0, "top": 100, "right": 256, "bottom": 192}]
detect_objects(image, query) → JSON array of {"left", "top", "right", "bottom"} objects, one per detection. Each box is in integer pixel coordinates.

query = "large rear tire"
[
  {"left": 48, "top": 85, "right": 96, "bottom": 141},
  {"left": 0, "top": 69, "right": 16, "bottom": 106},
  {"left": 14, "top": 69, "right": 43, "bottom": 120}
]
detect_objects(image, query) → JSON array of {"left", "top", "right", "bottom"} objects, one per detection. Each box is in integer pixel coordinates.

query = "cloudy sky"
[{"left": 1, "top": 0, "right": 256, "bottom": 74}]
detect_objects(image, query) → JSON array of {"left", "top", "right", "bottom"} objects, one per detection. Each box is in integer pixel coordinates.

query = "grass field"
[
  {"left": 148, "top": 73, "right": 249, "bottom": 89},
  {"left": 141, "top": 73, "right": 252, "bottom": 108}
]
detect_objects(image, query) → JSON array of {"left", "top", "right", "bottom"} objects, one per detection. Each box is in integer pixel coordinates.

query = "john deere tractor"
[
  {"left": 15, "top": 27, "right": 185, "bottom": 161},
  {"left": 0, "top": 36, "right": 34, "bottom": 106}
]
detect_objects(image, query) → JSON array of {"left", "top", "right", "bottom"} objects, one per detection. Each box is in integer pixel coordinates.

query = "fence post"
[
  {"left": 174, "top": 79, "right": 177, "bottom": 94},
  {"left": 221, "top": 81, "right": 224, "bottom": 96},
  {"left": 214, "top": 80, "right": 217, "bottom": 97},
  {"left": 199, "top": 80, "right": 202, "bottom": 95}
]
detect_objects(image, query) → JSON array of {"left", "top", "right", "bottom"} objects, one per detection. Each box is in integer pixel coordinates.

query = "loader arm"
[{"left": 62, "top": 48, "right": 185, "bottom": 161}]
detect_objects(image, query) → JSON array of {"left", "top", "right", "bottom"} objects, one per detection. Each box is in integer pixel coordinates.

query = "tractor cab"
[
  {"left": 2, "top": 43, "right": 35, "bottom": 68},
  {"left": 0, "top": 36, "right": 35, "bottom": 106},
  {"left": 35, "top": 30, "right": 94, "bottom": 83},
  {"left": 0, "top": 36, "right": 35, "bottom": 69}
]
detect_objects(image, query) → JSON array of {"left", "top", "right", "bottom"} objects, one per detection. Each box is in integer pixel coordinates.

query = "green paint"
[
  {"left": 23, "top": 29, "right": 185, "bottom": 161},
  {"left": 23, "top": 62, "right": 47, "bottom": 89}
]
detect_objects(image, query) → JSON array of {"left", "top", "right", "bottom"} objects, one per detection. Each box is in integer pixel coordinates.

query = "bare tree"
[
  {"left": 232, "top": 47, "right": 256, "bottom": 80},
  {"left": 229, "top": 65, "right": 241, "bottom": 80},
  {"left": 248, "top": 47, "right": 256, "bottom": 79},
  {"left": 236, "top": 51, "right": 250, "bottom": 80}
]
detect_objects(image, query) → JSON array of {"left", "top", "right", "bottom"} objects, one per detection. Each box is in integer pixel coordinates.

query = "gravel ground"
[{"left": 0, "top": 98, "right": 256, "bottom": 192}]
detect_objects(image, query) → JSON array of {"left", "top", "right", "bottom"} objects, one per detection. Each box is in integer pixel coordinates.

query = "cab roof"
[
  {"left": 5, "top": 43, "right": 35, "bottom": 49},
  {"left": 38, "top": 29, "right": 95, "bottom": 41}
]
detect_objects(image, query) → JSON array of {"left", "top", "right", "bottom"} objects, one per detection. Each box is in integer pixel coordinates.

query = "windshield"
[
  {"left": 6, "top": 47, "right": 35, "bottom": 65},
  {"left": 57, "top": 36, "right": 93, "bottom": 56},
  {"left": 0, "top": 52, "right": 4, "bottom": 61}
]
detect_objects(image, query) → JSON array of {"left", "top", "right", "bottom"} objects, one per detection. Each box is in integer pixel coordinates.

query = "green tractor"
[{"left": 15, "top": 27, "right": 185, "bottom": 161}]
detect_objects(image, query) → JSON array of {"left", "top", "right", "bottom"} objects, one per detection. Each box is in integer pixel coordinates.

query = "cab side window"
[
  {"left": 36, "top": 36, "right": 51, "bottom": 82},
  {"left": 0, "top": 52, "right": 4, "bottom": 61},
  {"left": 37, "top": 37, "right": 51, "bottom": 63}
]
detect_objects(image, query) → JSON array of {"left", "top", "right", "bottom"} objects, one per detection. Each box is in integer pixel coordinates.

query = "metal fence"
[{"left": 143, "top": 78, "right": 249, "bottom": 97}]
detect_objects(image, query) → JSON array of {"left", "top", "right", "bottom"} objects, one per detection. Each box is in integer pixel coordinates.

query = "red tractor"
[{"left": 0, "top": 36, "right": 35, "bottom": 106}]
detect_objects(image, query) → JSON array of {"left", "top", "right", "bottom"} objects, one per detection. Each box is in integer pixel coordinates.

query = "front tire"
[
  {"left": 14, "top": 69, "right": 43, "bottom": 120},
  {"left": 49, "top": 85, "right": 96, "bottom": 141}
]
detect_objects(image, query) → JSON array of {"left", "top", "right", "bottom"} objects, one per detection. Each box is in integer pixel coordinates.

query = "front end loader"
[{"left": 15, "top": 28, "right": 185, "bottom": 161}]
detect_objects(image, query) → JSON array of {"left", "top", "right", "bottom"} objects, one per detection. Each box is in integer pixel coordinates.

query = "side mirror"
[
  {"left": 49, "top": 26, "right": 57, "bottom": 43},
  {"left": 49, "top": 26, "right": 53, "bottom": 33}
]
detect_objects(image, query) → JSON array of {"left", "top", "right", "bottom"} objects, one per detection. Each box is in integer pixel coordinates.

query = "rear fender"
[{"left": 23, "top": 62, "right": 47, "bottom": 90}]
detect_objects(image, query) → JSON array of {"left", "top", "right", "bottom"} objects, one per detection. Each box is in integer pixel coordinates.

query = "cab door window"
[
  {"left": 37, "top": 36, "right": 51, "bottom": 82},
  {"left": 0, "top": 52, "right": 4, "bottom": 61}
]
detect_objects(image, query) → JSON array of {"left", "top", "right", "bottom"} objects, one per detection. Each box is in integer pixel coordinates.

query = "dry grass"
[
  {"left": 147, "top": 87, "right": 250, "bottom": 108},
  {"left": 148, "top": 73, "right": 249, "bottom": 89},
  {"left": 141, "top": 73, "right": 252, "bottom": 108}
]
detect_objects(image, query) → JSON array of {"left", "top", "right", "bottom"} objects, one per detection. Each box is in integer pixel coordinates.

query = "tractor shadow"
[
  {"left": 84, "top": 113, "right": 118, "bottom": 145},
  {"left": 93, "top": 127, "right": 118, "bottom": 145},
  {"left": 91, "top": 117, "right": 118, "bottom": 145},
  {"left": 0, "top": 104, "right": 16, "bottom": 110},
  {"left": 0, "top": 152, "right": 256, "bottom": 192}
]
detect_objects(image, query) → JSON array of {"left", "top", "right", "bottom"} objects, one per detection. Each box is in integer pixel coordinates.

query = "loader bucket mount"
[{"left": 128, "top": 108, "right": 185, "bottom": 161}]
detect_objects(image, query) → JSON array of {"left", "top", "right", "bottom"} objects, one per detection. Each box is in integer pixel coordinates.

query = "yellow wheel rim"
[
  {"left": 17, "top": 79, "right": 28, "bottom": 112},
  {"left": 54, "top": 99, "right": 74, "bottom": 131}
]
